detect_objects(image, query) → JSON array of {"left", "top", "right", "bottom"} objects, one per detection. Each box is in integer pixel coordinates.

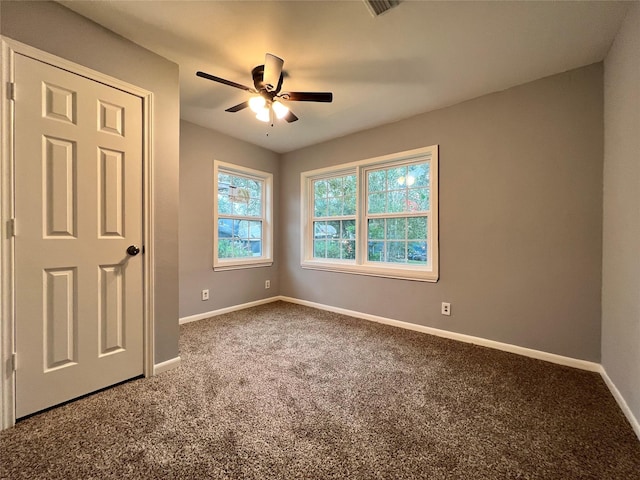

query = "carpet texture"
[{"left": 1, "top": 301, "right": 639, "bottom": 479}]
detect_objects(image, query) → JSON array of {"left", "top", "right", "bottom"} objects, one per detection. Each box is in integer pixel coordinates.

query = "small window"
[
  {"left": 301, "top": 146, "right": 438, "bottom": 282},
  {"left": 214, "top": 161, "right": 273, "bottom": 270}
]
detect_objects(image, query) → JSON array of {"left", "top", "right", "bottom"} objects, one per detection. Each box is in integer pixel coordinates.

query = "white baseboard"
[
  {"left": 153, "top": 356, "right": 181, "bottom": 375},
  {"left": 178, "top": 296, "right": 281, "bottom": 325},
  {"left": 279, "top": 296, "right": 601, "bottom": 372},
  {"left": 599, "top": 366, "right": 640, "bottom": 441}
]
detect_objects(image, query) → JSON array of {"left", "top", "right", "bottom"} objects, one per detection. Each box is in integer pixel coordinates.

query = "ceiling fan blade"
[
  {"left": 196, "top": 71, "right": 254, "bottom": 92},
  {"left": 285, "top": 92, "right": 333, "bottom": 103},
  {"left": 225, "top": 101, "right": 249, "bottom": 113},
  {"left": 263, "top": 54, "right": 284, "bottom": 92},
  {"left": 284, "top": 110, "right": 299, "bottom": 123}
]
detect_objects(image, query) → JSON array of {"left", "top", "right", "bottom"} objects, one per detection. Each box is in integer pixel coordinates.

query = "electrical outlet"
[
  {"left": 265, "top": 280, "right": 271, "bottom": 289},
  {"left": 441, "top": 302, "right": 451, "bottom": 316},
  {"left": 201, "top": 289, "right": 209, "bottom": 301}
]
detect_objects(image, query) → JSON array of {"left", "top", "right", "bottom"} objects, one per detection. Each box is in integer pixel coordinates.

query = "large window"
[
  {"left": 301, "top": 146, "right": 438, "bottom": 282},
  {"left": 214, "top": 161, "right": 273, "bottom": 270}
]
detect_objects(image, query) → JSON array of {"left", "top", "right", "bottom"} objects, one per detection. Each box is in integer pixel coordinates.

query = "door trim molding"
[{"left": 0, "top": 37, "right": 155, "bottom": 430}]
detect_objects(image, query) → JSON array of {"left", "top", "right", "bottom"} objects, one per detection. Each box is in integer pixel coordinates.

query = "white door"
[{"left": 13, "top": 53, "right": 144, "bottom": 418}]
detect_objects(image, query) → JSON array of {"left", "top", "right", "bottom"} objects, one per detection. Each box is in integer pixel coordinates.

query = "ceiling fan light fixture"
[
  {"left": 197, "top": 52, "right": 333, "bottom": 125},
  {"left": 249, "top": 95, "right": 266, "bottom": 113},
  {"left": 256, "top": 107, "right": 270, "bottom": 122},
  {"left": 272, "top": 100, "right": 289, "bottom": 119}
]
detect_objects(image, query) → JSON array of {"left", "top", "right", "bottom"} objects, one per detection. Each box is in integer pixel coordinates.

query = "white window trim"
[
  {"left": 213, "top": 160, "right": 273, "bottom": 271},
  {"left": 301, "top": 145, "right": 439, "bottom": 282}
]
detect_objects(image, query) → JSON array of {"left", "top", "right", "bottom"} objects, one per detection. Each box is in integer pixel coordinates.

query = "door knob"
[{"left": 127, "top": 245, "right": 141, "bottom": 256}]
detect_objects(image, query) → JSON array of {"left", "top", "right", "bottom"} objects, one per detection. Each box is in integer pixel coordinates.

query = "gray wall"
[
  {"left": 280, "top": 64, "right": 604, "bottom": 362},
  {"left": 1, "top": 1, "right": 180, "bottom": 364},
  {"left": 179, "top": 120, "right": 280, "bottom": 318},
  {"left": 603, "top": 3, "right": 640, "bottom": 426}
]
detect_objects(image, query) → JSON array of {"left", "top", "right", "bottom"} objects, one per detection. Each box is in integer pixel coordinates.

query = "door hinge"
[
  {"left": 7, "top": 82, "right": 15, "bottom": 101},
  {"left": 7, "top": 218, "right": 16, "bottom": 237},
  {"left": 10, "top": 353, "right": 17, "bottom": 372}
]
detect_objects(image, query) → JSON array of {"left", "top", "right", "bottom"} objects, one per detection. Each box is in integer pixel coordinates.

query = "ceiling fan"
[{"left": 196, "top": 53, "right": 333, "bottom": 124}]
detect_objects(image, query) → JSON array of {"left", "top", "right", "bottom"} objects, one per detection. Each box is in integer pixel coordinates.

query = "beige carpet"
[{"left": 1, "top": 301, "right": 639, "bottom": 479}]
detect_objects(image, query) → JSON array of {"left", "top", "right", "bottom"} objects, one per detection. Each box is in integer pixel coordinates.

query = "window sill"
[
  {"left": 301, "top": 260, "right": 438, "bottom": 282},
  {"left": 214, "top": 260, "right": 273, "bottom": 271}
]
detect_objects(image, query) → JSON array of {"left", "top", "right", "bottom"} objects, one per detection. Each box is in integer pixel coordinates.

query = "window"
[
  {"left": 214, "top": 161, "right": 273, "bottom": 270},
  {"left": 301, "top": 146, "right": 438, "bottom": 282},
  {"left": 312, "top": 174, "right": 357, "bottom": 261}
]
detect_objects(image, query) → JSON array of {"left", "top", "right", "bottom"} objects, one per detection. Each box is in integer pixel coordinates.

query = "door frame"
[{"left": 0, "top": 38, "right": 156, "bottom": 430}]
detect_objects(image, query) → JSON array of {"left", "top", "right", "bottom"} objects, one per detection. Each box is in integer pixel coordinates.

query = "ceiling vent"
[{"left": 364, "top": 0, "right": 402, "bottom": 17}]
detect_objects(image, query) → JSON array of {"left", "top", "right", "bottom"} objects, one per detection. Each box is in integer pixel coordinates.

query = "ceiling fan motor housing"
[{"left": 252, "top": 65, "right": 283, "bottom": 98}]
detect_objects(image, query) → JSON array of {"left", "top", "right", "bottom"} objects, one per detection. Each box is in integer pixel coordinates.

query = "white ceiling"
[{"left": 60, "top": 0, "right": 629, "bottom": 153}]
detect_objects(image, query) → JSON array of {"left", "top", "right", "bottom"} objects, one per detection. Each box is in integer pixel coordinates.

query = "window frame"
[
  {"left": 213, "top": 160, "right": 273, "bottom": 271},
  {"left": 301, "top": 145, "right": 439, "bottom": 282}
]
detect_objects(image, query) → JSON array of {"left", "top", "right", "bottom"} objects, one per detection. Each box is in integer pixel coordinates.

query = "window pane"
[
  {"left": 231, "top": 241, "right": 253, "bottom": 258},
  {"left": 409, "top": 163, "right": 429, "bottom": 187},
  {"left": 218, "top": 173, "right": 231, "bottom": 185},
  {"left": 218, "top": 239, "right": 234, "bottom": 258},
  {"left": 220, "top": 175, "right": 263, "bottom": 218},
  {"left": 232, "top": 199, "right": 248, "bottom": 216},
  {"left": 368, "top": 193, "right": 385, "bottom": 214},
  {"left": 328, "top": 197, "right": 342, "bottom": 216},
  {"left": 366, "top": 162, "right": 430, "bottom": 216},
  {"left": 236, "top": 220, "right": 249, "bottom": 239},
  {"left": 247, "top": 197, "right": 262, "bottom": 217},
  {"left": 314, "top": 175, "right": 357, "bottom": 219},
  {"left": 341, "top": 240, "right": 356, "bottom": 260},
  {"left": 314, "top": 179, "right": 327, "bottom": 198},
  {"left": 365, "top": 216, "right": 428, "bottom": 265},
  {"left": 344, "top": 175, "right": 356, "bottom": 196},
  {"left": 247, "top": 240, "right": 262, "bottom": 256},
  {"left": 408, "top": 241, "right": 427, "bottom": 263},
  {"left": 368, "top": 219, "right": 385, "bottom": 239},
  {"left": 217, "top": 178, "right": 232, "bottom": 215},
  {"left": 387, "top": 166, "right": 407, "bottom": 188},
  {"left": 314, "top": 222, "right": 355, "bottom": 260},
  {"left": 387, "top": 190, "right": 406, "bottom": 213},
  {"left": 327, "top": 177, "right": 342, "bottom": 197},
  {"left": 247, "top": 179, "right": 262, "bottom": 198},
  {"left": 343, "top": 195, "right": 356, "bottom": 215},
  {"left": 326, "top": 240, "right": 341, "bottom": 259},
  {"left": 247, "top": 221, "right": 262, "bottom": 256},
  {"left": 387, "top": 241, "right": 407, "bottom": 263},
  {"left": 408, "top": 217, "right": 427, "bottom": 239},
  {"left": 249, "top": 221, "right": 262, "bottom": 239},
  {"left": 314, "top": 197, "right": 328, "bottom": 217},
  {"left": 314, "top": 239, "right": 327, "bottom": 258},
  {"left": 386, "top": 218, "right": 406, "bottom": 240},
  {"left": 341, "top": 220, "right": 356, "bottom": 239},
  {"left": 327, "top": 220, "right": 341, "bottom": 238},
  {"left": 408, "top": 188, "right": 429, "bottom": 212},
  {"left": 368, "top": 170, "right": 385, "bottom": 193},
  {"left": 232, "top": 176, "right": 248, "bottom": 189},
  {"left": 314, "top": 221, "right": 337, "bottom": 239},
  {"left": 217, "top": 195, "right": 232, "bottom": 215},
  {"left": 368, "top": 241, "right": 384, "bottom": 262},
  {"left": 218, "top": 219, "right": 235, "bottom": 238}
]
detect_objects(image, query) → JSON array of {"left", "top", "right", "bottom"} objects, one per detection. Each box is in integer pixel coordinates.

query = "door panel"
[{"left": 14, "top": 53, "right": 144, "bottom": 418}]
